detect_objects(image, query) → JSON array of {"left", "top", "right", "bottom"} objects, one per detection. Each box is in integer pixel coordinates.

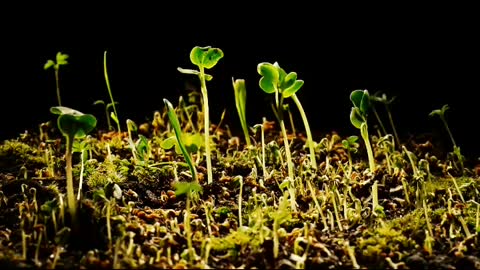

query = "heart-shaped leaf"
[
  {"left": 174, "top": 181, "right": 203, "bottom": 197},
  {"left": 160, "top": 135, "right": 177, "bottom": 150},
  {"left": 350, "top": 107, "right": 364, "bottom": 129},
  {"left": 282, "top": 80, "right": 304, "bottom": 98},
  {"left": 282, "top": 72, "right": 298, "bottom": 89},
  {"left": 57, "top": 114, "right": 97, "bottom": 139},
  {"left": 56, "top": 52, "right": 69, "bottom": 66},
  {"left": 257, "top": 62, "right": 279, "bottom": 94},
  {"left": 189, "top": 46, "right": 224, "bottom": 69}
]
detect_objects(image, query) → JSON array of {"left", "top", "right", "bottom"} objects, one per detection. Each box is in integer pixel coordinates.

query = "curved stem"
[
  {"left": 292, "top": 94, "right": 317, "bottom": 169},
  {"left": 104, "top": 51, "right": 121, "bottom": 132}
]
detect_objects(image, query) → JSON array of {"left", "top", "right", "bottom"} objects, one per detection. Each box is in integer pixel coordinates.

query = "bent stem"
[
  {"left": 292, "top": 94, "right": 317, "bottom": 169},
  {"left": 361, "top": 123, "right": 375, "bottom": 173},
  {"left": 104, "top": 51, "right": 121, "bottom": 132}
]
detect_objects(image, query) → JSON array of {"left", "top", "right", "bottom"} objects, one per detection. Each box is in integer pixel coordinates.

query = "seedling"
[
  {"left": 258, "top": 61, "right": 317, "bottom": 169},
  {"left": 349, "top": 89, "right": 376, "bottom": 173},
  {"left": 429, "top": 104, "right": 464, "bottom": 173},
  {"left": 342, "top": 135, "right": 359, "bottom": 179},
  {"left": 93, "top": 100, "right": 119, "bottom": 131},
  {"left": 103, "top": 51, "right": 121, "bottom": 132},
  {"left": 163, "top": 98, "right": 198, "bottom": 182},
  {"left": 371, "top": 92, "right": 401, "bottom": 148},
  {"left": 174, "top": 181, "right": 203, "bottom": 265},
  {"left": 50, "top": 106, "right": 97, "bottom": 226},
  {"left": 232, "top": 78, "right": 251, "bottom": 147},
  {"left": 44, "top": 52, "right": 69, "bottom": 106},
  {"left": 178, "top": 46, "right": 224, "bottom": 184}
]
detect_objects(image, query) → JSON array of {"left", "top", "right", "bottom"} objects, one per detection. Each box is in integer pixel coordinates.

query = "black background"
[{"left": 1, "top": 6, "right": 479, "bottom": 159}]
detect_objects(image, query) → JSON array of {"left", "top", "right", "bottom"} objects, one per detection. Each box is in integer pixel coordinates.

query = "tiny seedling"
[
  {"left": 178, "top": 46, "right": 224, "bottom": 184},
  {"left": 232, "top": 78, "right": 251, "bottom": 147},
  {"left": 429, "top": 104, "right": 464, "bottom": 173},
  {"left": 371, "top": 91, "right": 401, "bottom": 148},
  {"left": 50, "top": 106, "right": 97, "bottom": 226},
  {"left": 174, "top": 181, "right": 203, "bottom": 264},
  {"left": 103, "top": 51, "right": 121, "bottom": 132},
  {"left": 257, "top": 62, "right": 317, "bottom": 169},
  {"left": 164, "top": 98, "right": 198, "bottom": 182},
  {"left": 341, "top": 135, "right": 359, "bottom": 179},
  {"left": 44, "top": 52, "right": 69, "bottom": 106},
  {"left": 349, "top": 89, "right": 376, "bottom": 173},
  {"left": 93, "top": 100, "right": 119, "bottom": 131}
]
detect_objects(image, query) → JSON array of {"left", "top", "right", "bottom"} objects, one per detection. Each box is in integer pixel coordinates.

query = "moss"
[
  {"left": 0, "top": 140, "right": 46, "bottom": 172},
  {"left": 84, "top": 156, "right": 129, "bottom": 188}
]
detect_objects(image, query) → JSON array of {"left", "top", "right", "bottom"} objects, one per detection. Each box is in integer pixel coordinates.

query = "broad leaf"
[
  {"left": 174, "top": 181, "right": 203, "bottom": 197},
  {"left": 56, "top": 52, "right": 69, "bottom": 65},
  {"left": 57, "top": 114, "right": 97, "bottom": 139},
  {"left": 282, "top": 72, "right": 297, "bottom": 89},
  {"left": 189, "top": 46, "right": 223, "bottom": 69},
  {"left": 257, "top": 62, "right": 278, "bottom": 94},
  {"left": 160, "top": 135, "right": 176, "bottom": 150},
  {"left": 282, "top": 80, "right": 304, "bottom": 98}
]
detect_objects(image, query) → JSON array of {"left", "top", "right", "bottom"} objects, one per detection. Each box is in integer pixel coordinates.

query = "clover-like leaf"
[
  {"left": 44, "top": 60, "right": 55, "bottom": 70},
  {"left": 56, "top": 52, "right": 69, "bottom": 66},
  {"left": 189, "top": 46, "right": 224, "bottom": 69},
  {"left": 257, "top": 62, "right": 279, "bottom": 94},
  {"left": 350, "top": 107, "right": 364, "bottom": 129},
  {"left": 282, "top": 80, "right": 304, "bottom": 98}
]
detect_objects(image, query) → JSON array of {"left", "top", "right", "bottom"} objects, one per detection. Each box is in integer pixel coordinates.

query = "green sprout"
[
  {"left": 50, "top": 106, "right": 97, "bottom": 226},
  {"left": 371, "top": 92, "right": 401, "bottom": 148},
  {"left": 103, "top": 51, "right": 121, "bottom": 132},
  {"left": 163, "top": 98, "right": 198, "bottom": 182},
  {"left": 257, "top": 62, "right": 317, "bottom": 169},
  {"left": 93, "top": 100, "right": 119, "bottom": 131},
  {"left": 44, "top": 52, "right": 69, "bottom": 106},
  {"left": 174, "top": 181, "right": 203, "bottom": 265},
  {"left": 232, "top": 78, "right": 251, "bottom": 147},
  {"left": 350, "top": 89, "right": 376, "bottom": 173},
  {"left": 178, "top": 46, "right": 224, "bottom": 184},
  {"left": 429, "top": 104, "right": 464, "bottom": 173},
  {"left": 341, "top": 135, "right": 359, "bottom": 179}
]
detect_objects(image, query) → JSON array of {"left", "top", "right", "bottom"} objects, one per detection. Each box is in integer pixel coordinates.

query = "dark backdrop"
[{"left": 1, "top": 8, "right": 478, "bottom": 159}]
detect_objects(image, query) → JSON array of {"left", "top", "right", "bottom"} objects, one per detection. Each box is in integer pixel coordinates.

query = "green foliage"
[
  {"left": 232, "top": 78, "right": 251, "bottom": 146},
  {"left": 349, "top": 89, "right": 370, "bottom": 129},
  {"left": 44, "top": 52, "right": 69, "bottom": 71},
  {"left": 174, "top": 181, "right": 203, "bottom": 197},
  {"left": 342, "top": 135, "right": 359, "bottom": 153},
  {"left": 160, "top": 132, "right": 203, "bottom": 154},
  {"left": 50, "top": 106, "right": 97, "bottom": 139},
  {"left": 257, "top": 62, "right": 304, "bottom": 98},
  {"left": 164, "top": 98, "right": 197, "bottom": 182}
]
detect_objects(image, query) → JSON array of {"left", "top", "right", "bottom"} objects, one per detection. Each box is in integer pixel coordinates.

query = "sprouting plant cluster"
[{"left": 0, "top": 46, "right": 478, "bottom": 269}]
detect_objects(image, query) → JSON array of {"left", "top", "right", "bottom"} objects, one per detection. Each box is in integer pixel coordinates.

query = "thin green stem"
[
  {"left": 361, "top": 124, "right": 376, "bottom": 173},
  {"left": 65, "top": 136, "right": 77, "bottom": 226},
  {"left": 104, "top": 51, "right": 121, "bottom": 132},
  {"left": 199, "top": 67, "right": 213, "bottom": 184},
  {"left": 55, "top": 69, "right": 62, "bottom": 106},
  {"left": 292, "top": 94, "right": 317, "bottom": 169},
  {"left": 385, "top": 106, "right": 401, "bottom": 148},
  {"left": 442, "top": 117, "right": 456, "bottom": 148}
]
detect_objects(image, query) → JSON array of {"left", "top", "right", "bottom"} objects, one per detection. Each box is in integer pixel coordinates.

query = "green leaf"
[
  {"left": 110, "top": 112, "right": 119, "bottom": 124},
  {"left": 350, "top": 90, "right": 365, "bottom": 109},
  {"left": 177, "top": 67, "right": 200, "bottom": 76},
  {"left": 429, "top": 104, "right": 449, "bottom": 118},
  {"left": 58, "top": 115, "right": 96, "bottom": 139},
  {"left": 56, "top": 52, "right": 69, "bottom": 66},
  {"left": 282, "top": 72, "right": 298, "bottom": 89},
  {"left": 257, "top": 62, "right": 278, "bottom": 94},
  {"left": 135, "top": 135, "right": 149, "bottom": 160},
  {"left": 44, "top": 60, "right": 55, "bottom": 70},
  {"left": 174, "top": 181, "right": 202, "bottom": 197},
  {"left": 184, "top": 133, "right": 203, "bottom": 153},
  {"left": 189, "top": 46, "right": 224, "bottom": 69},
  {"left": 160, "top": 135, "right": 176, "bottom": 150},
  {"left": 350, "top": 107, "right": 364, "bottom": 129},
  {"left": 50, "top": 106, "right": 83, "bottom": 116},
  {"left": 126, "top": 119, "right": 137, "bottom": 133},
  {"left": 282, "top": 80, "right": 304, "bottom": 98},
  {"left": 275, "top": 62, "right": 287, "bottom": 84}
]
